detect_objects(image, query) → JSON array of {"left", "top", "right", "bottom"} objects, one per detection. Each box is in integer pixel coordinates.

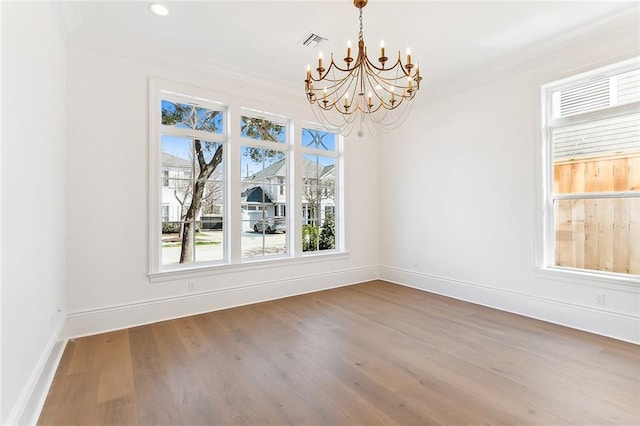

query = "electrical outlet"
[
  {"left": 595, "top": 294, "right": 606, "bottom": 305},
  {"left": 188, "top": 281, "right": 195, "bottom": 291}
]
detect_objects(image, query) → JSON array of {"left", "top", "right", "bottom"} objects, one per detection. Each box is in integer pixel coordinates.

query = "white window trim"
[
  {"left": 298, "top": 122, "right": 345, "bottom": 255},
  {"left": 239, "top": 107, "right": 291, "bottom": 259},
  {"left": 148, "top": 79, "right": 346, "bottom": 280},
  {"left": 537, "top": 57, "right": 640, "bottom": 286},
  {"left": 149, "top": 79, "right": 230, "bottom": 274}
]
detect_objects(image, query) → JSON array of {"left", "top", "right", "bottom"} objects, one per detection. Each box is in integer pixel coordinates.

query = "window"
[
  {"left": 542, "top": 58, "right": 640, "bottom": 278},
  {"left": 240, "top": 113, "right": 288, "bottom": 259},
  {"left": 278, "top": 176, "right": 285, "bottom": 195},
  {"left": 158, "top": 95, "right": 226, "bottom": 267},
  {"left": 149, "top": 80, "right": 345, "bottom": 278},
  {"left": 301, "top": 127, "right": 339, "bottom": 253}
]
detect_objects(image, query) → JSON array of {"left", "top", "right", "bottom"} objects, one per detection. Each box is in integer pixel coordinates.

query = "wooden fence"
[{"left": 554, "top": 154, "right": 640, "bottom": 274}]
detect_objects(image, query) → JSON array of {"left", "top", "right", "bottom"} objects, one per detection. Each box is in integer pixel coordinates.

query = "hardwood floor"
[{"left": 39, "top": 280, "right": 640, "bottom": 425}]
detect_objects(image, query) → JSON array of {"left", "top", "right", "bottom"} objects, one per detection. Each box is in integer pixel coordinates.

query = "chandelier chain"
[{"left": 359, "top": 8, "right": 363, "bottom": 42}]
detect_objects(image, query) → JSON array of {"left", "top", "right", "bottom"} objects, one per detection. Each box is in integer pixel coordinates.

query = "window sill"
[
  {"left": 534, "top": 265, "right": 640, "bottom": 291},
  {"left": 148, "top": 251, "right": 350, "bottom": 283}
]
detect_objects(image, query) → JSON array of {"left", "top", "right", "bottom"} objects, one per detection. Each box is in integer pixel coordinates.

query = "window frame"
[
  {"left": 299, "top": 123, "right": 344, "bottom": 255},
  {"left": 539, "top": 57, "right": 640, "bottom": 285},
  {"left": 148, "top": 79, "right": 347, "bottom": 281},
  {"left": 239, "top": 108, "right": 291, "bottom": 260},
  {"left": 150, "top": 82, "right": 229, "bottom": 273}
]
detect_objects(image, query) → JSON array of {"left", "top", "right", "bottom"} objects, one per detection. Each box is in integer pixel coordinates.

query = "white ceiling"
[{"left": 58, "top": 1, "right": 639, "bottom": 101}]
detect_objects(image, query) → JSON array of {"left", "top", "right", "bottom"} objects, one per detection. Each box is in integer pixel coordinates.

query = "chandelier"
[{"left": 304, "top": 0, "right": 422, "bottom": 137}]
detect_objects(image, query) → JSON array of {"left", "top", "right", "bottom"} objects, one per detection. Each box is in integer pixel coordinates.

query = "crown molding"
[
  {"left": 53, "top": 1, "right": 301, "bottom": 103},
  {"left": 423, "top": 4, "right": 640, "bottom": 104},
  {"left": 64, "top": 36, "right": 302, "bottom": 107}
]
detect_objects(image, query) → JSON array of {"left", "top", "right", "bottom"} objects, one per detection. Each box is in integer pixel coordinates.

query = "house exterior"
[
  {"left": 241, "top": 157, "right": 335, "bottom": 227},
  {"left": 161, "top": 153, "right": 335, "bottom": 231},
  {"left": 161, "top": 151, "right": 223, "bottom": 229},
  {"left": 160, "top": 152, "right": 193, "bottom": 223}
]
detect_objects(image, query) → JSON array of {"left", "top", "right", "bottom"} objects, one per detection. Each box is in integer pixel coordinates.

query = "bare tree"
[
  {"left": 301, "top": 129, "right": 335, "bottom": 226},
  {"left": 302, "top": 173, "right": 334, "bottom": 226},
  {"left": 162, "top": 103, "right": 283, "bottom": 263},
  {"left": 162, "top": 102, "right": 222, "bottom": 262}
]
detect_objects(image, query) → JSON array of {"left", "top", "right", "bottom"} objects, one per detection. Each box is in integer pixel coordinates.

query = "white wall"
[
  {"left": 64, "top": 45, "right": 379, "bottom": 337},
  {"left": 1, "top": 2, "right": 67, "bottom": 424},
  {"left": 379, "top": 13, "right": 640, "bottom": 343}
]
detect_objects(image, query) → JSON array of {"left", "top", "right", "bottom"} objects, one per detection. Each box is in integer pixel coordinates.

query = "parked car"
[{"left": 254, "top": 217, "right": 286, "bottom": 234}]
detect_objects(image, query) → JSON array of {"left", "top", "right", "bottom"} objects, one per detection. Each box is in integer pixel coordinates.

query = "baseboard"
[
  {"left": 6, "top": 320, "right": 67, "bottom": 426},
  {"left": 66, "top": 265, "right": 379, "bottom": 339},
  {"left": 379, "top": 266, "right": 640, "bottom": 345}
]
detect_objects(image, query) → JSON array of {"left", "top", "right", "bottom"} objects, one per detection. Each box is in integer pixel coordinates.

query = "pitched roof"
[
  {"left": 241, "top": 186, "right": 273, "bottom": 204},
  {"left": 246, "top": 158, "right": 286, "bottom": 181},
  {"left": 243, "top": 157, "right": 334, "bottom": 181}
]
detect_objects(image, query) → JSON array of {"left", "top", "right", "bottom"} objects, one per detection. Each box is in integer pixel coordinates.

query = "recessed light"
[{"left": 149, "top": 3, "right": 169, "bottom": 16}]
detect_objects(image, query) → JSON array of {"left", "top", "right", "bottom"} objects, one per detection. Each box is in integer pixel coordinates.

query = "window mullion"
[
  {"left": 554, "top": 191, "right": 640, "bottom": 200},
  {"left": 229, "top": 105, "right": 242, "bottom": 264},
  {"left": 160, "top": 125, "right": 226, "bottom": 143},
  {"left": 549, "top": 100, "right": 640, "bottom": 127}
]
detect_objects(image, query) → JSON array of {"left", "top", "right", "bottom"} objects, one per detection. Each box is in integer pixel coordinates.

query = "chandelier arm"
[
  {"left": 361, "top": 61, "right": 409, "bottom": 111},
  {"left": 318, "top": 68, "right": 359, "bottom": 113},
  {"left": 320, "top": 60, "right": 359, "bottom": 76},
  {"left": 363, "top": 53, "right": 409, "bottom": 75},
  {"left": 310, "top": 62, "right": 356, "bottom": 111},
  {"left": 311, "top": 52, "right": 366, "bottom": 80},
  {"left": 361, "top": 63, "right": 390, "bottom": 113},
  {"left": 324, "top": 70, "right": 359, "bottom": 115},
  {"left": 369, "top": 83, "right": 403, "bottom": 113},
  {"left": 362, "top": 58, "right": 417, "bottom": 102},
  {"left": 310, "top": 61, "right": 359, "bottom": 90},
  {"left": 309, "top": 71, "right": 414, "bottom": 111}
]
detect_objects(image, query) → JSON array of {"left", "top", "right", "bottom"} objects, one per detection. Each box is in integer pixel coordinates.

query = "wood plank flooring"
[{"left": 38, "top": 280, "right": 640, "bottom": 425}]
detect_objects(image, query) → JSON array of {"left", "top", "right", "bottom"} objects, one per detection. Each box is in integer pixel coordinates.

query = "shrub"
[
  {"left": 302, "top": 224, "right": 319, "bottom": 251},
  {"left": 319, "top": 215, "right": 335, "bottom": 250},
  {"left": 162, "top": 222, "right": 181, "bottom": 234}
]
